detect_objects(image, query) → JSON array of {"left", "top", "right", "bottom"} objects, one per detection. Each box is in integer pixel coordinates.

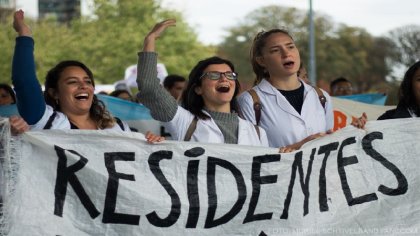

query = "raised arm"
[
  {"left": 136, "top": 19, "right": 178, "bottom": 122},
  {"left": 11, "top": 10, "right": 46, "bottom": 125}
]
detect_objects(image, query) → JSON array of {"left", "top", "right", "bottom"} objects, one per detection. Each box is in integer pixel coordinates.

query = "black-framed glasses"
[{"left": 200, "top": 71, "right": 238, "bottom": 81}]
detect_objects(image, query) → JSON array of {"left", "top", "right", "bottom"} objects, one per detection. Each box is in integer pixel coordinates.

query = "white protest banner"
[
  {"left": 1, "top": 118, "right": 420, "bottom": 235},
  {"left": 331, "top": 97, "right": 395, "bottom": 131}
]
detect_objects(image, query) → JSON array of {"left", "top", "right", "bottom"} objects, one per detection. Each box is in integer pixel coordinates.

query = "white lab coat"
[
  {"left": 164, "top": 106, "right": 269, "bottom": 146},
  {"left": 237, "top": 79, "right": 334, "bottom": 148},
  {"left": 31, "top": 105, "right": 131, "bottom": 131}
]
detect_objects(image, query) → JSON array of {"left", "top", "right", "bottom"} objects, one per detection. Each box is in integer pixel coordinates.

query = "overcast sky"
[
  {"left": 160, "top": 0, "right": 420, "bottom": 45},
  {"left": 16, "top": 0, "right": 420, "bottom": 45}
]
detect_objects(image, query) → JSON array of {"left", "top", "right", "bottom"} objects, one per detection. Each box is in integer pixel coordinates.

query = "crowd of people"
[
  {"left": 0, "top": 10, "right": 418, "bottom": 235},
  {"left": 2, "top": 10, "right": 420, "bottom": 151}
]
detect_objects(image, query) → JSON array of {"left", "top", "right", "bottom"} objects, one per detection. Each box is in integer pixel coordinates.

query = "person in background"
[
  {"left": 237, "top": 28, "right": 334, "bottom": 149},
  {"left": 110, "top": 89, "right": 134, "bottom": 102},
  {"left": 0, "top": 83, "right": 29, "bottom": 135},
  {"left": 163, "top": 74, "right": 186, "bottom": 101},
  {"left": 136, "top": 19, "right": 271, "bottom": 148},
  {"left": 11, "top": 10, "right": 162, "bottom": 142},
  {"left": 161, "top": 74, "right": 186, "bottom": 138},
  {"left": 0, "top": 83, "right": 16, "bottom": 105},
  {"left": 378, "top": 60, "right": 420, "bottom": 120},
  {"left": 97, "top": 91, "right": 108, "bottom": 95},
  {"left": 330, "top": 77, "right": 353, "bottom": 96},
  {"left": 329, "top": 77, "right": 368, "bottom": 127},
  {"left": 110, "top": 89, "right": 138, "bottom": 131}
]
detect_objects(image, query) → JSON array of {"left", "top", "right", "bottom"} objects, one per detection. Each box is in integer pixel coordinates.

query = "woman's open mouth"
[{"left": 216, "top": 85, "right": 230, "bottom": 93}]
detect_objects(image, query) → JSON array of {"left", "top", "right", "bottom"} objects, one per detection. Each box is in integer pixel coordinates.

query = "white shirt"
[
  {"left": 164, "top": 106, "right": 269, "bottom": 146},
  {"left": 237, "top": 79, "right": 334, "bottom": 148},
  {"left": 31, "top": 105, "right": 131, "bottom": 131}
]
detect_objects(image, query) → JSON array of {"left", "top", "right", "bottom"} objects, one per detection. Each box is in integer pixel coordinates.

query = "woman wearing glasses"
[{"left": 136, "top": 19, "right": 269, "bottom": 147}]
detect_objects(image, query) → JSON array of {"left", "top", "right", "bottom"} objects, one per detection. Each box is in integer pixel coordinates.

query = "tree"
[
  {"left": 54, "top": 0, "right": 215, "bottom": 84},
  {"left": 388, "top": 25, "right": 420, "bottom": 68},
  {"left": 0, "top": 10, "right": 24, "bottom": 84},
  {"left": 0, "top": 0, "right": 215, "bottom": 85}
]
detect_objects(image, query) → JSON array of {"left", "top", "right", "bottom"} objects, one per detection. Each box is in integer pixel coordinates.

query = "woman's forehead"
[
  {"left": 59, "top": 67, "right": 93, "bottom": 82},
  {"left": 264, "top": 32, "right": 293, "bottom": 45},
  {"left": 204, "top": 63, "right": 232, "bottom": 72}
]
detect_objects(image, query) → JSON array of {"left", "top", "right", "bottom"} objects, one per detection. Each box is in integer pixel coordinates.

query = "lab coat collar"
[
  {"left": 258, "top": 78, "right": 312, "bottom": 95},
  {"left": 258, "top": 79, "right": 312, "bottom": 119}
]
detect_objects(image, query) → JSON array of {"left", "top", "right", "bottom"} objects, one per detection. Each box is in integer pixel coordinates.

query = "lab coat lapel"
[
  {"left": 259, "top": 79, "right": 302, "bottom": 119},
  {"left": 300, "top": 82, "right": 316, "bottom": 118}
]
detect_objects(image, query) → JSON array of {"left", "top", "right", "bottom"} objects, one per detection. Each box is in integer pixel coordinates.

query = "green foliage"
[
  {"left": 0, "top": 0, "right": 215, "bottom": 85},
  {"left": 0, "top": 11, "right": 19, "bottom": 83}
]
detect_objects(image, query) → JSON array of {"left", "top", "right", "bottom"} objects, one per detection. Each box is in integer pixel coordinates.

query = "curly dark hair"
[
  {"left": 44, "top": 60, "right": 116, "bottom": 129},
  {"left": 250, "top": 29, "right": 295, "bottom": 85},
  {"left": 398, "top": 60, "right": 420, "bottom": 116},
  {"left": 181, "top": 56, "right": 241, "bottom": 119}
]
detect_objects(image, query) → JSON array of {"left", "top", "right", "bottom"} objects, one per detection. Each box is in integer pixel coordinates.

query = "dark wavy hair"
[
  {"left": 181, "top": 56, "right": 241, "bottom": 119},
  {"left": 44, "top": 60, "right": 115, "bottom": 129},
  {"left": 398, "top": 60, "right": 420, "bottom": 116},
  {"left": 0, "top": 83, "right": 16, "bottom": 104},
  {"left": 250, "top": 29, "right": 295, "bottom": 85}
]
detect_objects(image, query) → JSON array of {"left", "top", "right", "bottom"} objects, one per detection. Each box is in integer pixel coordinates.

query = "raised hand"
[
  {"left": 143, "top": 19, "right": 176, "bottom": 51},
  {"left": 13, "top": 10, "right": 32, "bottom": 36}
]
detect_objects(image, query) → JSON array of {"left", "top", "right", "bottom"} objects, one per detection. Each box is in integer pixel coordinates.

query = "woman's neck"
[
  {"left": 67, "top": 113, "right": 97, "bottom": 130},
  {"left": 268, "top": 74, "right": 301, "bottom": 90},
  {"left": 204, "top": 103, "right": 231, "bottom": 113}
]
